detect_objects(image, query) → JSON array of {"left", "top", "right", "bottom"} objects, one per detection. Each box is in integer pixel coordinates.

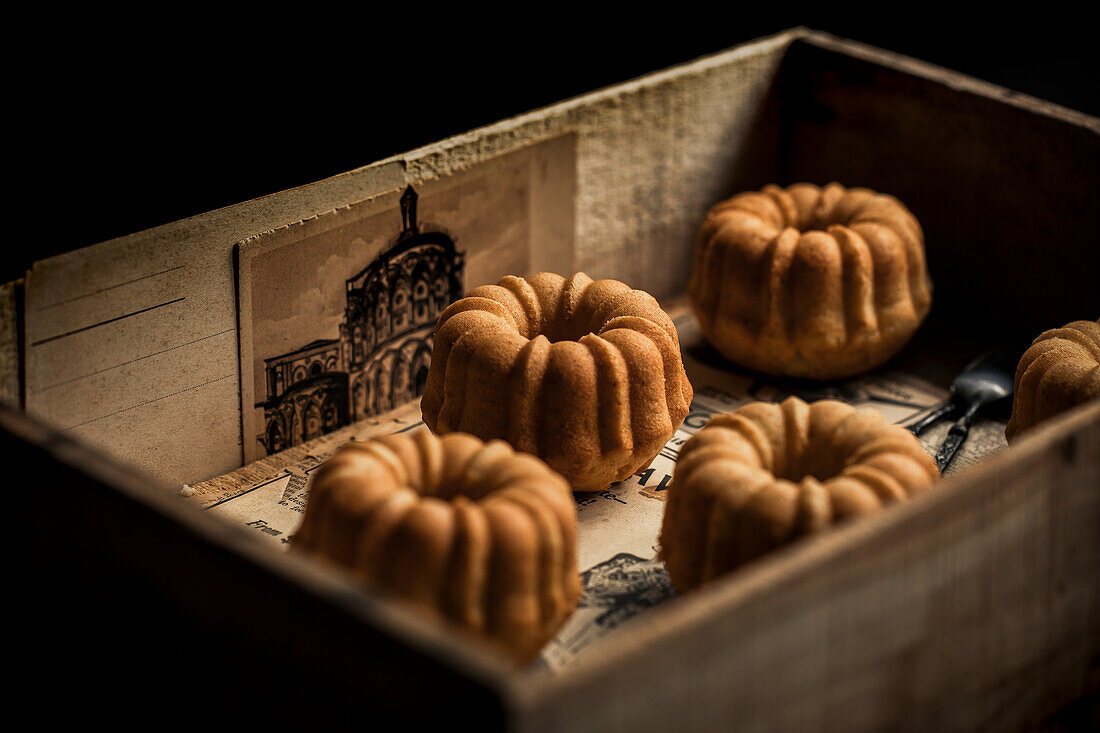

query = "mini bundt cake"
[
  {"left": 421, "top": 272, "right": 693, "bottom": 491},
  {"left": 688, "top": 182, "right": 933, "bottom": 380},
  {"left": 660, "top": 397, "right": 939, "bottom": 592},
  {"left": 295, "top": 430, "right": 582, "bottom": 664},
  {"left": 1005, "top": 319, "right": 1100, "bottom": 443}
]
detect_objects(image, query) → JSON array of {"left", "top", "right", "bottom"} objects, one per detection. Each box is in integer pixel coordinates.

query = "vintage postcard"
[{"left": 236, "top": 137, "right": 576, "bottom": 463}]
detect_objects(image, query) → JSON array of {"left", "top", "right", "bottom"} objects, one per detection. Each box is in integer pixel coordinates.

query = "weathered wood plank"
[
  {"left": 514, "top": 400, "right": 1100, "bottom": 732},
  {"left": 778, "top": 33, "right": 1100, "bottom": 338},
  {"left": 5, "top": 400, "right": 514, "bottom": 724},
  {"left": 0, "top": 279, "right": 20, "bottom": 406}
]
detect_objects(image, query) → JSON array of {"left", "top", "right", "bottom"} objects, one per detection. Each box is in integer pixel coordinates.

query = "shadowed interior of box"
[
  {"left": 592, "top": 34, "right": 1098, "bottom": 388},
  {"left": 775, "top": 39, "right": 1099, "bottom": 374},
  {"left": 525, "top": 35, "right": 1100, "bottom": 679},
  {"left": 508, "top": 42, "right": 1100, "bottom": 724}
]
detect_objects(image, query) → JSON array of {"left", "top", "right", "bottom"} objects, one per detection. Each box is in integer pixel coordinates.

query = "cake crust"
[
  {"left": 688, "top": 182, "right": 933, "bottom": 380},
  {"left": 1005, "top": 319, "right": 1100, "bottom": 442},
  {"left": 422, "top": 272, "right": 693, "bottom": 491},
  {"left": 295, "top": 430, "right": 581, "bottom": 664},
  {"left": 659, "top": 397, "right": 939, "bottom": 592}
]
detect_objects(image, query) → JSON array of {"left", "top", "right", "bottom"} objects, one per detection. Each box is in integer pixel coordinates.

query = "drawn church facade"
[{"left": 258, "top": 187, "right": 464, "bottom": 455}]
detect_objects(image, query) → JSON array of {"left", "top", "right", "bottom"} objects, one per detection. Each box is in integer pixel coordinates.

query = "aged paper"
[
  {"left": 21, "top": 135, "right": 577, "bottom": 487},
  {"left": 23, "top": 237, "right": 243, "bottom": 485},
  {"left": 0, "top": 280, "right": 20, "bottom": 405},
  {"left": 237, "top": 149, "right": 540, "bottom": 464},
  {"left": 186, "top": 302, "right": 1009, "bottom": 670}
]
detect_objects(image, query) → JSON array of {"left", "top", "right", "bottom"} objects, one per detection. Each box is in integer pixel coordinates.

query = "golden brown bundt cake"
[
  {"left": 1005, "top": 319, "right": 1100, "bottom": 443},
  {"left": 688, "top": 182, "right": 933, "bottom": 380},
  {"left": 295, "top": 430, "right": 581, "bottom": 664},
  {"left": 659, "top": 397, "right": 939, "bottom": 592},
  {"left": 421, "top": 272, "right": 693, "bottom": 491}
]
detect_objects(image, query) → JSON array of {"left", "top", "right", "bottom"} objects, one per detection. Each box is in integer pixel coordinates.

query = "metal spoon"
[{"left": 908, "top": 341, "right": 1027, "bottom": 472}]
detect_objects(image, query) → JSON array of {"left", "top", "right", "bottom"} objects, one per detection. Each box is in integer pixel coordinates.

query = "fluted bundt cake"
[
  {"left": 1005, "top": 319, "right": 1100, "bottom": 443},
  {"left": 295, "top": 430, "right": 582, "bottom": 664},
  {"left": 688, "top": 182, "right": 933, "bottom": 380},
  {"left": 659, "top": 397, "right": 939, "bottom": 592},
  {"left": 421, "top": 272, "right": 693, "bottom": 491}
]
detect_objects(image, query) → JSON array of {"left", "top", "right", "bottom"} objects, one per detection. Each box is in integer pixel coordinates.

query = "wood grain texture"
[
  {"left": 0, "top": 279, "right": 20, "bottom": 405},
  {"left": 4, "top": 400, "right": 515, "bottom": 725},
  {"left": 514, "top": 400, "right": 1100, "bottom": 732},
  {"left": 778, "top": 33, "right": 1100, "bottom": 339}
]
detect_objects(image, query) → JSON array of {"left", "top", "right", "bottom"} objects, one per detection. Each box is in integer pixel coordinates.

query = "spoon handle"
[
  {"left": 934, "top": 403, "right": 981, "bottom": 473},
  {"left": 907, "top": 399, "right": 957, "bottom": 436}
]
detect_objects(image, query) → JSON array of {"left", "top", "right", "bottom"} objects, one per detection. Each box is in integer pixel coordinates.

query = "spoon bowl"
[
  {"left": 909, "top": 339, "right": 1030, "bottom": 471},
  {"left": 951, "top": 343, "right": 1019, "bottom": 414}
]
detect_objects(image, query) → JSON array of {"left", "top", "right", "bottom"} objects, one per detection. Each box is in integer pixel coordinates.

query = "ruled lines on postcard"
[{"left": 24, "top": 250, "right": 244, "bottom": 485}]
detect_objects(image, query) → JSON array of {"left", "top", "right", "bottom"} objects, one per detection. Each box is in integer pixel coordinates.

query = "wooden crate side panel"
[
  {"left": 515, "top": 403, "right": 1100, "bottom": 732},
  {"left": 567, "top": 43, "right": 784, "bottom": 298},
  {"left": 0, "top": 279, "right": 20, "bottom": 405},
  {"left": 778, "top": 36, "right": 1100, "bottom": 338},
  {"left": 6, "top": 402, "right": 512, "bottom": 725},
  {"left": 378, "top": 33, "right": 794, "bottom": 299},
  {"left": 8, "top": 32, "right": 796, "bottom": 487}
]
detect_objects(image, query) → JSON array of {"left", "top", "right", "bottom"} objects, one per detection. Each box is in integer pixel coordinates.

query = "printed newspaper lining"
[{"left": 185, "top": 307, "right": 1009, "bottom": 672}]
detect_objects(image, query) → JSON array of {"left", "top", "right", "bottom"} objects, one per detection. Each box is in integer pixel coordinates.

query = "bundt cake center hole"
[
  {"left": 539, "top": 320, "right": 598, "bottom": 343},
  {"left": 548, "top": 331, "right": 597, "bottom": 343},
  {"left": 792, "top": 216, "right": 844, "bottom": 234},
  {"left": 534, "top": 319, "right": 598, "bottom": 343},
  {"left": 429, "top": 479, "right": 492, "bottom": 502},
  {"left": 779, "top": 450, "right": 848, "bottom": 483}
]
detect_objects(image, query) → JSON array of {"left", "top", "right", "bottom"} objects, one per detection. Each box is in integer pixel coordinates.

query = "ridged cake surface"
[
  {"left": 660, "top": 397, "right": 939, "bottom": 592},
  {"left": 1006, "top": 319, "right": 1100, "bottom": 442},
  {"left": 295, "top": 430, "right": 581, "bottom": 664},
  {"left": 688, "top": 182, "right": 933, "bottom": 380},
  {"left": 421, "top": 272, "right": 693, "bottom": 491}
]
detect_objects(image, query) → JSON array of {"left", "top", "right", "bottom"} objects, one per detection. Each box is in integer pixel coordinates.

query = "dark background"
[{"left": 12, "top": 14, "right": 1097, "bottom": 284}]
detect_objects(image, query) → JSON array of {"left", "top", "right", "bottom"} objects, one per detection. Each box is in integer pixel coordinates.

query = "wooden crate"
[{"left": 7, "top": 29, "right": 1099, "bottom": 729}]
